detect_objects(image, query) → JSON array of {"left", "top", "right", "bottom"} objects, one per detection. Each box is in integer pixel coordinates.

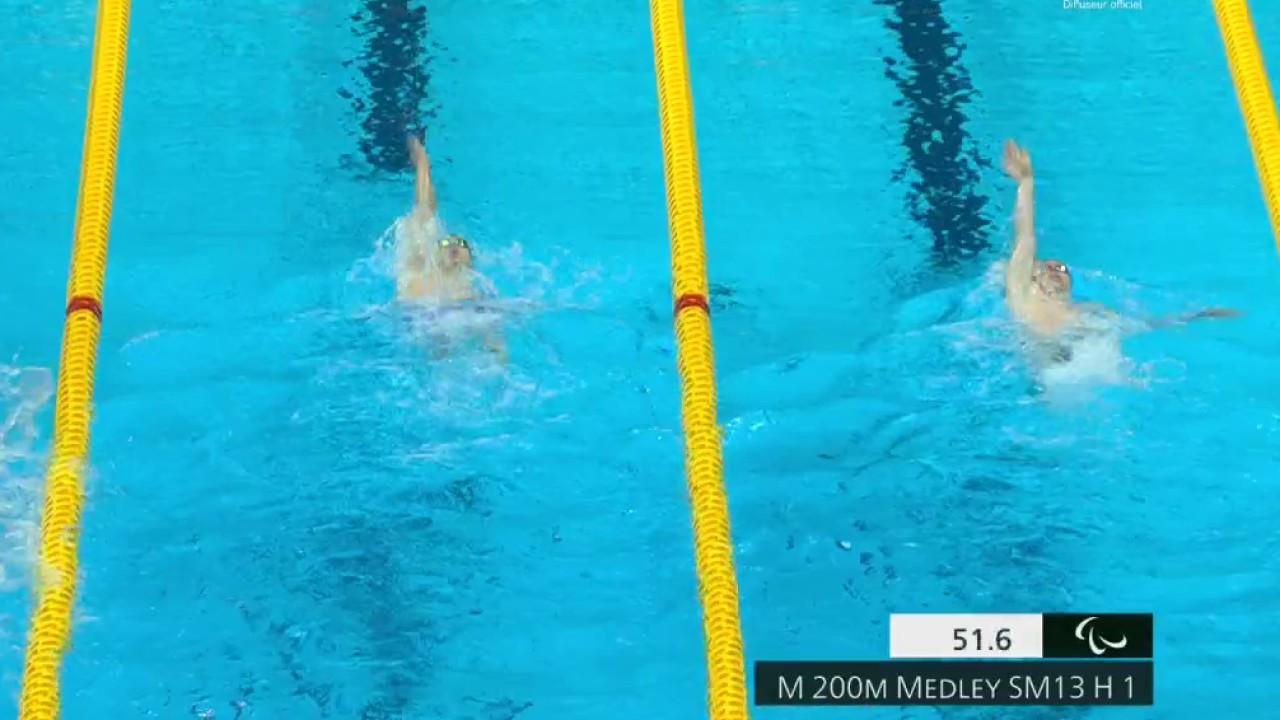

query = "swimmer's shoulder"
[
  {"left": 1067, "top": 302, "right": 1120, "bottom": 330},
  {"left": 1073, "top": 302, "right": 1159, "bottom": 337},
  {"left": 1075, "top": 302, "right": 1113, "bottom": 317}
]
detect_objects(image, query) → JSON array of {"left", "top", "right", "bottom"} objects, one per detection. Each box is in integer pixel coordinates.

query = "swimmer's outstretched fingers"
[{"left": 1002, "top": 139, "right": 1032, "bottom": 181}]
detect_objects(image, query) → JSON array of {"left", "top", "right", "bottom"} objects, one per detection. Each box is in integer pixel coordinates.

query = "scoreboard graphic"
[{"left": 756, "top": 613, "right": 1154, "bottom": 706}]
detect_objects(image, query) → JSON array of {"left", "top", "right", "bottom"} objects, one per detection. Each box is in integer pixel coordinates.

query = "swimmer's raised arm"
[
  {"left": 408, "top": 135, "right": 437, "bottom": 217},
  {"left": 1003, "top": 140, "right": 1037, "bottom": 303}
]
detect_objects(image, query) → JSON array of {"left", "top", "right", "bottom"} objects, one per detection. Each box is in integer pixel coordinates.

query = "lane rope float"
[
  {"left": 19, "top": 0, "right": 131, "bottom": 718},
  {"left": 1214, "top": 0, "right": 1280, "bottom": 253},
  {"left": 648, "top": 1, "right": 750, "bottom": 719}
]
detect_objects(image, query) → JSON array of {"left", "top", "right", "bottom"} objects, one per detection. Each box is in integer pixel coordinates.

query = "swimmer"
[
  {"left": 397, "top": 134, "right": 507, "bottom": 361},
  {"left": 1001, "top": 139, "right": 1239, "bottom": 343},
  {"left": 397, "top": 135, "right": 475, "bottom": 303}
]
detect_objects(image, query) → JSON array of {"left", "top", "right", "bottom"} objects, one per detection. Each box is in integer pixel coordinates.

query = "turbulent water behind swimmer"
[
  {"left": 1037, "top": 309, "right": 1135, "bottom": 389},
  {"left": 333, "top": 212, "right": 611, "bottom": 423},
  {"left": 352, "top": 212, "right": 602, "bottom": 339},
  {"left": 954, "top": 262, "right": 1144, "bottom": 391}
]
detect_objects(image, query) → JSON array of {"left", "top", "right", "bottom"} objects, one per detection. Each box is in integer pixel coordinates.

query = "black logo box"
[{"left": 1042, "top": 614, "right": 1153, "bottom": 658}]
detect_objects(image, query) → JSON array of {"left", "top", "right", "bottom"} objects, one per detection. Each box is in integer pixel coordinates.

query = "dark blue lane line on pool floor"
[
  {"left": 342, "top": 0, "right": 433, "bottom": 173},
  {"left": 874, "top": 0, "right": 992, "bottom": 268}
]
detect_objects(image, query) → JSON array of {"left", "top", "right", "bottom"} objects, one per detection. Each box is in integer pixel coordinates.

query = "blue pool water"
[{"left": 3, "top": 1, "right": 1279, "bottom": 718}]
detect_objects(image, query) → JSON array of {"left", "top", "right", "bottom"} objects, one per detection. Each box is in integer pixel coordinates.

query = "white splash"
[{"left": 0, "top": 365, "right": 53, "bottom": 592}]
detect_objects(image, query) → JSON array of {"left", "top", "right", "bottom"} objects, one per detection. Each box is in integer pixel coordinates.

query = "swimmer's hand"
[
  {"left": 407, "top": 135, "right": 428, "bottom": 168},
  {"left": 1148, "top": 307, "right": 1242, "bottom": 329},
  {"left": 1002, "top": 140, "right": 1033, "bottom": 182},
  {"left": 1190, "top": 307, "right": 1241, "bottom": 320}
]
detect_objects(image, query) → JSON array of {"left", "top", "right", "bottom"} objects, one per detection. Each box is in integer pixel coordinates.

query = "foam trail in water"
[
  {"left": 0, "top": 364, "right": 53, "bottom": 592},
  {"left": 1039, "top": 315, "right": 1134, "bottom": 392}
]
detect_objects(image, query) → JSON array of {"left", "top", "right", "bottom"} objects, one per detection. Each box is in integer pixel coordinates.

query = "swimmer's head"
[
  {"left": 1033, "top": 259, "right": 1072, "bottom": 299},
  {"left": 437, "top": 234, "right": 472, "bottom": 270}
]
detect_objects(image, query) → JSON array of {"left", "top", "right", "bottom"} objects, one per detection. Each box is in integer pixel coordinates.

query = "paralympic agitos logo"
[
  {"left": 1042, "top": 614, "right": 1152, "bottom": 658},
  {"left": 1074, "top": 616, "right": 1127, "bottom": 655}
]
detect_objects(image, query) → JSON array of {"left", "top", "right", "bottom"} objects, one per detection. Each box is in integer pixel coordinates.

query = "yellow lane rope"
[
  {"left": 648, "top": 1, "right": 749, "bottom": 719},
  {"left": 1215, "top": 0, "right": 1280, "bottom": 252},
  {"left": 19, "top": 0, "right": 131, "bottom": 717}
]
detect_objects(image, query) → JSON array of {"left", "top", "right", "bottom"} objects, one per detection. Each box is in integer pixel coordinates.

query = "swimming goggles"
[
  {"left": 1041, "top": 260, "right": 1070, "bottom": 276},
  {"left": 439, "top": 235, "right": 470, "bottom": 251}
]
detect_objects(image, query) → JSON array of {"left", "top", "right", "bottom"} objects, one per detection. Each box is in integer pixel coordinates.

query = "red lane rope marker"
[
  {"left": 65, "top": 296, "right": 103, "bottom": 322},
  {"left": 674, "top": 292, "right": 709, "bottom": 317}
]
